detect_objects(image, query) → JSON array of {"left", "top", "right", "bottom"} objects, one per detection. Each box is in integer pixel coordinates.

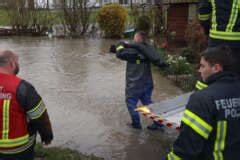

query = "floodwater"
[{"left": 0, "top": 37, "right": 183, "bottom": 160}]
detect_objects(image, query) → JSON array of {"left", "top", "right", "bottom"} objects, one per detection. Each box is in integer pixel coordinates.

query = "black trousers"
[{"left": 0, "top": 146, "right": 34, "bottom": 160}]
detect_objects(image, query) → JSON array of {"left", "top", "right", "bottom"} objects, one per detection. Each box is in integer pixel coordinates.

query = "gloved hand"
[
  {"left": 109, "top": 44, "right": 116, "bottom": 53},
  {"left": 41, "top": 133, "right": 53, "bottom": 145},
  {"left": 116, "top": 41, "right": 129, "bottom": 48},
  {"left": 115, "top": 41, "right": 127, "bottom": 52}
]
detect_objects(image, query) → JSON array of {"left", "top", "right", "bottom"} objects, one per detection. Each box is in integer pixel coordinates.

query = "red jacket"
[{"left": 0, "top": 73, "right": 33, "bottom": 153}]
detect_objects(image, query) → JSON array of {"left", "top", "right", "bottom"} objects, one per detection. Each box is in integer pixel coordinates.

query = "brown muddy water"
[{"left": 0, "top": 37, "right": 183, "bottom": 160}]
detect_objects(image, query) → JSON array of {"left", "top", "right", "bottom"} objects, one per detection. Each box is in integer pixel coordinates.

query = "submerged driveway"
[{"left": 0, "top": 37, "right": 183, "bottom": 160}]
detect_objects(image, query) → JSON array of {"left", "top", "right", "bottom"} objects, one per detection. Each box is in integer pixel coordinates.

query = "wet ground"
[{"left": 0, "top": 37, "right": 183, "bottom": 160}]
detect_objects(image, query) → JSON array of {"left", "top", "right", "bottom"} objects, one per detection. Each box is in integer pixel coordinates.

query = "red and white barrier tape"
[{"left": 136, "top": 106, "right": 181, "bottom": 131}]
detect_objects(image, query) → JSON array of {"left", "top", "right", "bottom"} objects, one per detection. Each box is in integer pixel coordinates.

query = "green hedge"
[{"left": 98, "top": 4, "right": 128, "bottom": 38}]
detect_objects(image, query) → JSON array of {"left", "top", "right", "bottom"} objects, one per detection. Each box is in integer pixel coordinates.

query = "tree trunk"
[{"left": 28, "top": 0, "right": 34, "bottom": 9}]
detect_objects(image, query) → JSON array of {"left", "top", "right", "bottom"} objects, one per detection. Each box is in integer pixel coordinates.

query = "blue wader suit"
[{"left": 116, "top": 42, "right": 166, "bottom": 128}]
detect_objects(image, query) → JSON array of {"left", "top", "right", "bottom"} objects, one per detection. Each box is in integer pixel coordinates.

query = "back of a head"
[
  {"left": 201, "top": 45, "right": 233, "bottom": 71},
  {"left": 0, "top": 50, "right": 16, "bottom": 67},
  {"left": 134, "top": 31, "right": 147, "bottom": 43}
]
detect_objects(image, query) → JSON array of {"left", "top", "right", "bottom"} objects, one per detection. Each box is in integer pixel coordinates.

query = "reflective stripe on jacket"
[
  {"left": 168, "top": 72, "right": 240, "bottom": 160},
  {"left": 195, "top": 80, "right": 208, "bottom": 90},
  {"left": 0, "top": 73, "right": 37, "bottom": 154},
  {"left": 198, "top": 0, "right": 240, "bottom": 42}
]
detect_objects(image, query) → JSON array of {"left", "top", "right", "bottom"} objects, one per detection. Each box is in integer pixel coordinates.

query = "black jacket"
[
  {"left": 116, "top": 42, "right": 165, "bottom": 98},
  {"left": 198, "top": 0, "right": 240, "bottom": 48},
  {"left": 168, "top": 72, "right": 240, "bottom": 160},
  {"left": 17, "top": 80, "right": 53, "bottom": 144}
]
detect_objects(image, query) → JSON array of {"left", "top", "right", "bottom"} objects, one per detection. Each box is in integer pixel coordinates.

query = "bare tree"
[
  {"left": 52, "top": 0, "right": 60, "bottom": 8},
  {"left": 5, "top": 0, "right": 50, "bottom": 35},
  {"left": 28, "top": 0, "right": 34, "bottom": 9},
  {"left": 0, "top": 0, "right": 7, "bottom": 8},
  {"left": 30, "top": 2, "right": 50, "bottom": 35},
  {"left": 60, "top": 0, "right": 91, "bottom": 35},
  {"left": 152, "top": 4, "right": 163, "bottom": 45},
  {"left": 6, "top": 0, "right": 31, "bottom": 31}
]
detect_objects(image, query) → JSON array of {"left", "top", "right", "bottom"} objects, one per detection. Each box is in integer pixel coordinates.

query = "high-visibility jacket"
[
  {"left": 0, "top": 73, "right": 48, "bottom": 154},
  {"left": 168, "top": 72, "right": 240, "bottom": 160},
  {"left": 195, "top": 80, "right": 208, "bottom": 90},
  {"left": 198, "top": 0, "right": 240, "bottom": 47}
]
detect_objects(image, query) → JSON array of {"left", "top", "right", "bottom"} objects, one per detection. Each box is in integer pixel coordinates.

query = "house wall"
[
  {"left": 188, "top": 3, "right": 197, "bottom": 22},
  {"left": 167, "top": 3, "right": 188, "bottom": 43},
  {"left": 164, "top": 2, "right": 198, "bottom": 44}
]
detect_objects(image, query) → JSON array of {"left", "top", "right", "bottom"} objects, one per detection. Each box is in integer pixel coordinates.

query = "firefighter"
[
  {"left": 115, "top": 31, "right": 166, "bottom": 130},
  {"left": 198, "top": 0, "right": 240, "bottom": 74},
  {"left": 0, "top": 49, "right": 53, "bottom": 159},
  {"left": 167, "top": 45, "right": 240, "bottom": 160}
]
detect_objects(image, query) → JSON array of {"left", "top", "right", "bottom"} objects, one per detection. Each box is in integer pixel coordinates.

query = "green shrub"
[
  {"left": 136, "top": 15, "right": 151, "bottom": 34},
  {"left": 98, "top": 4, "right": 128, "bottom": 38},
  {"left": 184, "top": 20, "right": 208, "bottom": 63},
  {"left": 165, "top": 54, "right": 194, "bottom": 75}
]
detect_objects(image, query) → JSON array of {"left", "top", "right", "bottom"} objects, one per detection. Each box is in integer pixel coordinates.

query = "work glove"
[
  {"left": 109, "top": 44, "right": 116, "bottom": 53},
  {"left": 115, "top": 41, "right": 127, "bottom": 52}
]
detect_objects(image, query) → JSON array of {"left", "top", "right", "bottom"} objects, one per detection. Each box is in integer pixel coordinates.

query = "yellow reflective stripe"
[
  {"left": 2, "top": 99, "right": 10, "bottom": 140},
  {"left": 213, "top": 121, "right": 227, "bottom": 160},
  {"left": 213, "top": 152, "right": 223, "bottom": 160},
  {"left": 211, "top": 0, "right": 217, "bottom": 30},
  {"left": 0, "top": 135, "right": 35, "bottom": 154},
  {"left": 0, "top": 99, "right": 30, "bottom": 148},
  {"left": 198, "top": 14, "right": 211, "bottom": 21},
  {"left": 226, "top": 0, "right": 238, "bottom": 32},
  {"left": 195, "top": 80, "right": 208, "bottom": 90},
  {"left": 197, "top": 81, "right": 208, "bottom": 88},
  {"left": 116, "top": 45, "right": 124, "bottom": 51},
  {"left": 27, "top": 100, "right": 46, "bottom": 120},
  {"left": 182, "top": 109, "right": 212, "bottom": 139},
  {"left": 27, "top": 100, "right": 43, "bottom": 113},
  {"left": 195, "top": 84, "right": 202, "bottom": 90},
  {"left": 210, "top": 29, "right": 240, "bottom": 40},
  {"left": 136, "top": 59, "right": 140, "bottom": 64},
  {"left": 167, "top": 151, "right": 182, "bottom": 160},
  {"left": 0, "top": 134, "right": 30, "bottom": 147}
]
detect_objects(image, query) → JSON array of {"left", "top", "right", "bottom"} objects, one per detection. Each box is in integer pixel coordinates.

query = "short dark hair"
[
  {"left": 135, "top": 31, "right": 147, "bottom": 42},
  {"left": 201, "top": 45, "right": 233, "bottom": 71}
]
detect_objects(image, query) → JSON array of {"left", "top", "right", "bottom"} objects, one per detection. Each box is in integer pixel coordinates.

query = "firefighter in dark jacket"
[
  {"left": 0, "top": 49, "right": 53, "bottom": 160},
  {"left": 198, "top": 0, "right": 240, "bottom": 74},
  {"left": 115, "top": 31, "right": 166, "bottom": 129},
  {"left": 167, "top": 45, "right": 240, "bottom": 160}
]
